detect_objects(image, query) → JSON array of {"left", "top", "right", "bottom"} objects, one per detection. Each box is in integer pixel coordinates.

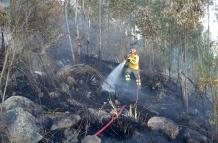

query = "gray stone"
[
  {"left": 82, "top": 135, "right": 101, "bottom": 143},
  {"left": 2, "top": 96, "right": 42, "bottom": 114},
  {"left": 2, "top": 107, "right": 43, "bottom": 143},
  {"left": 147, "top": 116, "right": 179, "bottom": 139},
  {"left": 51, "top": 114, "right": 81, "bottom": 130}
]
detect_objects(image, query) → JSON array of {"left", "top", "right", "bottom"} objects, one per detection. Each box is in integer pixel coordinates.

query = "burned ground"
[{"left": 0, "top": 50, "right": 212, "bottom": 143}]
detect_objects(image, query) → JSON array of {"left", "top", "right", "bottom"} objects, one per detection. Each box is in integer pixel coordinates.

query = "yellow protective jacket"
[{"left": 127, "top": 53, "right": 139, "bottom": 70}]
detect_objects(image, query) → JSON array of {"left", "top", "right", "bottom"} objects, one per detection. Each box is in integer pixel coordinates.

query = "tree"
[
  {"left": 163, "top": 0, "right": 206, "bottom": 112},
  {"left": 65, "top": 0, "right": 75, "bottom": 64}
]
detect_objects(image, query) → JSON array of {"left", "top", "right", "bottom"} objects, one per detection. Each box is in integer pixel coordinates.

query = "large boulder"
[
  {"left": 82, "top": 135, "right": 101, "bottom": 143},
  {"left": 147, "top": 116, "right": 179, "bottom": 139},
  {"left": 1, "top": 96, "right": 43, "bottom": 115},
  {"left": 51, "top": 113, "right": 81, "bottom": 130},
  {"left": 1, "top": 107, "right": 43, "bottom": 143}
]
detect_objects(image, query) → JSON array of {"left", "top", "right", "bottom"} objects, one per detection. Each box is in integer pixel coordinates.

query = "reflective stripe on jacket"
[{"left": 127, "top": 53, "right": 139, "bottom": 70}]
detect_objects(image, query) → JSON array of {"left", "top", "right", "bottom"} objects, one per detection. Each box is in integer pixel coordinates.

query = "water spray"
[{"left": 102, "top": 60, "right": 126, "bottom": 92}]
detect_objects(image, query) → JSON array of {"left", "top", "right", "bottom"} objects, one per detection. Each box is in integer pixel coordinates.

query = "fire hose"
[
  {"left": 134, "top": 62, "right": 141, "bottom": 106},
  {"left": 94, "top": 105, "right": 126, "bottom": 136}
]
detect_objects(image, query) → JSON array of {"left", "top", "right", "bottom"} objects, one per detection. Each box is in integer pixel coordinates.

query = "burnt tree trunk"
[
  {"left": 0, "top": 30, "right": 5, "bottom": 71},
  {"left": 98, "top": 0, "right": 102, "bottom": 66},
  {"left": 75, "top": 0, "right": 81, "bottom": 64}
]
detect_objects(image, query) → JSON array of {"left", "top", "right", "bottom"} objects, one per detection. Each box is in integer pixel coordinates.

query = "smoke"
[{"left": 116, "top": 80, "right": 139, "bottom": 104}]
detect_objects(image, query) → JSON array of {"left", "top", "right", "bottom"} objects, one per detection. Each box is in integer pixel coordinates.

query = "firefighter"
[{"left": 125, "top": 48, "right": 141, "bottom": 86}]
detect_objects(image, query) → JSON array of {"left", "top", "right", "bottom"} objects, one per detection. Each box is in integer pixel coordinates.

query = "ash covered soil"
[{"left": 0, "top": 54, "right": 213, "bottom": 143}]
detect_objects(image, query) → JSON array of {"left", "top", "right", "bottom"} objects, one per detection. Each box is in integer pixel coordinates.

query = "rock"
[
  {"left": 2, "top": 96, "right": 43, "bottom": 115},
  {"left": 82, "top": 135, "right": 101, "bottom": 143},
  {"left": 51, "top": 113, "right": 81, "bottom": 130},
  {"left": 182, "top": 128, "right": 208, "bottom": 143},
  {"left": 2, "top": 107, "right": 43, "bottom": 143},
  {"left": 0, "top": 116, "right": 9, "bottom": 143},
  {"left": 147, "top": 116, "right": 179, "bottom": 139}
]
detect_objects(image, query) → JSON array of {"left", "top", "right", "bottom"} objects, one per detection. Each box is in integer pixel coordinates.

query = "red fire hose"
[
  {"left": 95, "top": 105, "right": 126, "bottom": 136},
  {"left": 138, "top": 62, "right": 141, "bottom": 83},
  {"left": 134, "top": 62, "right": 141, "bottom": 106}
]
